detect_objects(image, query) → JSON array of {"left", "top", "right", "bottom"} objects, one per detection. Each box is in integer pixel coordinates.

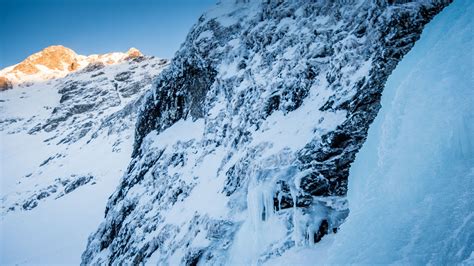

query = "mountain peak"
[
  {"left": 126, "top": 47, "right": 143, "bottom": 58},
  {"left": 0, "top": 46, "right": 152, "bottom": 89},
  {"left": 12, "top": 45, "right": 79, "bottom": 75}
]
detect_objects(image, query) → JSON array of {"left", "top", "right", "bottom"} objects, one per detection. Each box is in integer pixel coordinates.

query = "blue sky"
[{"left": 0, "top": 0, "right": 217, "bottom": 68}]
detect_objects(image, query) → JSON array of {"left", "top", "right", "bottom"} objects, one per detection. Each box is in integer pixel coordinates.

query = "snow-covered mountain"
[
  {"left": 2, "top": 0, "right": 471, "bottom": 265},
  {"left": 0, "top": 46, "right": 168, "bottom": 263},
  {"left": 0, "top": 45, "right": 143, "bottom": 88},
  {"left": 80, "top": 0, "right": 456, "bottom": 265}
]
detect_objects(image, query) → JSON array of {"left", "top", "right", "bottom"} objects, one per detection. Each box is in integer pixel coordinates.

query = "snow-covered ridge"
[
  {"left": 1, "top": 51, "right": 168, "bottom": 215},
  {"left": 0, "top": 45, "right": 143, "bottom": 89},
  {"left": 0, "top": 48, "right": 169, "bottom": 263}
]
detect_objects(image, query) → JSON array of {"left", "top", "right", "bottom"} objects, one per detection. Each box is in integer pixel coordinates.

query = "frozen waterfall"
[{"left": 269, "top": 0, "right": 473, "bottom": 264}]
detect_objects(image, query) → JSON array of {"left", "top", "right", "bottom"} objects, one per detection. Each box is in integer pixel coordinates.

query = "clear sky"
[{"left": 0, "top": 0, "right": 217, "bottom": 68}]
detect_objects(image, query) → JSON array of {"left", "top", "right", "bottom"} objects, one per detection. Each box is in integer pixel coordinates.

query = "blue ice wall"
[{"left": 326, "top": 0, "right": 474, "bottom": 263}]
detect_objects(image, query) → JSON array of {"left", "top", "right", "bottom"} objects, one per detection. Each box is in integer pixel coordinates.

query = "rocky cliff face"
[{"left": 82, "top": 0, "right": 451, "bottom": 264}]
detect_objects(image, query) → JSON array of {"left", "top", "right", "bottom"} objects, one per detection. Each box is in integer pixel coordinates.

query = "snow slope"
[
  {"left": 269, "top": 0, "right": 474, "bottom": 264},
  {"left": 0, "top": 53, "right": 168, "bottom": 264}
]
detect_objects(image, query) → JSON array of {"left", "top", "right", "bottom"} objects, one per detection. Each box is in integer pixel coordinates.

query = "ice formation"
[{"left": 269, "top": 0, "right": 474, "bottom": 263}]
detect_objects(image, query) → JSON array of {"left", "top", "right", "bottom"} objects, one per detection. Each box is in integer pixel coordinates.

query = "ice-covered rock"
[
  {"left": 268, "top": 1, "right": 473, "bottom": 263},
  {"left": 82, "top": 0, "right": 451, "bottom": 264}
]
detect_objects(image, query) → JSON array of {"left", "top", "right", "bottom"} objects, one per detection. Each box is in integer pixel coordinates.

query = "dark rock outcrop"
[{"left": 0, "top": 77, "right": 13, "bottom": 91}]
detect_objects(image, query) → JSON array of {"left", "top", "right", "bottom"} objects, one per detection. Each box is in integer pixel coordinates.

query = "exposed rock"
[
  {"left": 0, "top": 76, "right": 13, "bottom": 91},
  {"left": 81, "top": 62, "right": 105, "bottom": 73},
  {"left": 64, "top": 175, "right": 94, "bottom": 194},
  {"left": 114, "top": 71, "right": 133, "bottom": 82}
]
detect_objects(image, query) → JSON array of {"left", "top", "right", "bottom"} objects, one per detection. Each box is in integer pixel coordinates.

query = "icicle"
[
  {"left": 261, "top": 193, "right": 266, "bottom": 221},
  {"left": 277, "top": 190, "right": 282, "bottom": 211},
  {"left": 289, "top": 182, "right": 301, "bottom": 246}
]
